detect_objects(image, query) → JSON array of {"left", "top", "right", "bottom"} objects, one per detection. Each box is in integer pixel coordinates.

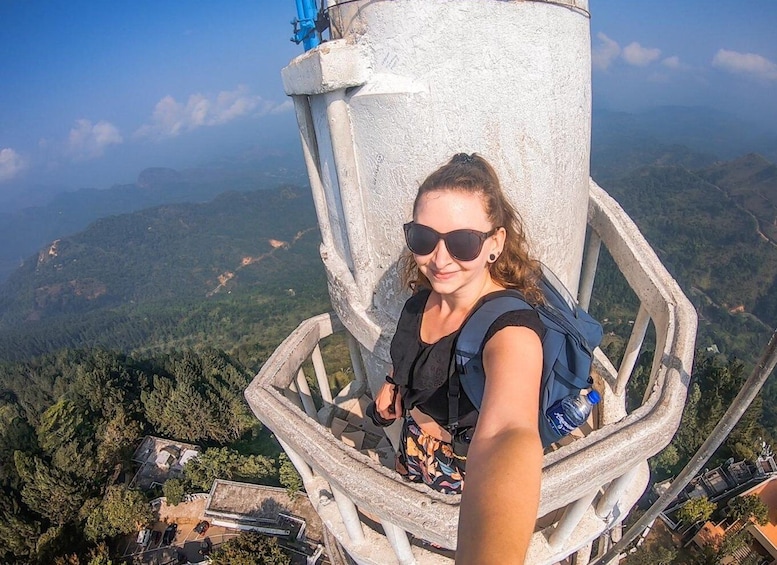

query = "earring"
[{"left": 489, "top": 253, "right": 497, "bottom": 262}]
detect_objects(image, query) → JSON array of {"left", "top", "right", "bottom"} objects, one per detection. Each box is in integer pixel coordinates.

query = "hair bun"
[{"left": 452, "top": 153, "right": 475, "bottom": 164}]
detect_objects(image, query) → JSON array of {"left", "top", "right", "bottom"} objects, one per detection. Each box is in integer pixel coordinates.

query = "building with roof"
[
  {"left": 130, "top": 435, "right": 201, "bottom": 490},
  {"left": 740, "top": 476, "right": 777, "bottom": 563},
  {"left": 203, "top": 479, "right": 327, "bottom": 562}
]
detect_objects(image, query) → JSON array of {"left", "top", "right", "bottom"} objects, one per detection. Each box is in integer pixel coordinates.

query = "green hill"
[
  {"left": 0, "top": 152, "right": 307, "bottom": 284},
  {"left": 0, "top": 186, "right": 329, "bottom": 366},
  {"left": 597, "top": 155, "right": 777, "bottom": 357}
]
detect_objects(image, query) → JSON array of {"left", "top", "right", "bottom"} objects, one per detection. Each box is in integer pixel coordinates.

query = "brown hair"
[{"left": 401, "top": 153, "right": 544, "bottom": 303}]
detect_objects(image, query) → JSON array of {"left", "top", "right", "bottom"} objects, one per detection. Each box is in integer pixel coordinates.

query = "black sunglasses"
[{"left": 403, "top": 222, "right": 497, "bottom": 262}]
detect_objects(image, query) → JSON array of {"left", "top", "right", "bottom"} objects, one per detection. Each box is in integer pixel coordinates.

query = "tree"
[
  {"left": 728, "top": 494, "right": 769, "bottom": 525},
  {"left": 14, "top": 451, "right": 88, "bottom": 524},
  {"left": 279, "top": 454, "right": 302, "bottom": 498},
  {"left": 84, "top": 485, "right": 154, "bottom": 541},
  {"left": 624, "top": 542, "right": 677, "bottom": 565},
  {"left": 210, "top": 531, "right": 291, "bottom": 565},
  {"left": 96, "top": 407, "right": 143, "bottom": 467},
  {"left": 163, "top": 478, "right": 185, "bottom": 506},
  {"left": 87, "top": 542, "right": 115, "bottom": 565},
  {"left": 184, "top": 447, "right": 275, "bottom": 491},
  {"left": 0, "top": 505, "right": 40, "bottom": 562},
  {"left": 676, "top": 496, "right": 716, "bottom": 525},
  {"left": 35, "top": 524, "right": 85, "bottom": 565},
  {"left": 0, "top": 401, "right": 36, "bottom": 485},
  {"left": 37, "top": 398, "right": 102, "bottom": 481},
  {"left": 650, "top": 444, "right": 680, "bottom": 477},
  {"left": 717, "top": 529, "right": 750, "bottom": 559},
  {"left": 140, "top": 351, "right": 254, "bottom": 444}
]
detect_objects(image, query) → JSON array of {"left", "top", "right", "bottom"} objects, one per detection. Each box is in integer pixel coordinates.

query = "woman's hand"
[{"left": 374, "top": 379, "right": 402, "bottom": 420}]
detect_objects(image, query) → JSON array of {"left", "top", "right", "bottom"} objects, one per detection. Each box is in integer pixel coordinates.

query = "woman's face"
[{"left": 412, "top": 189, "right": 503, "bottom": 297}]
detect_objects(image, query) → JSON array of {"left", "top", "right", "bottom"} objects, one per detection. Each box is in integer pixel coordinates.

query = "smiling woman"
[{"left": 366, "top": 153, "right": 546, "bottom": 563}]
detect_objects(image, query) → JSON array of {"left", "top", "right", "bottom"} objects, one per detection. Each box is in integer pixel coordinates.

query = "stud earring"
[{"left": 489, "top": 253, "right": 497, "bottom": 262}]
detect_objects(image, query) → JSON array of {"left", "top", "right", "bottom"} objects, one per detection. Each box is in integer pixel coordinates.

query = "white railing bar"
[
  {"left": 331, "top": 485, "right": 367, "bottom": 544},
  {"left": 312, "top": 344, "right": 334, "bottom": 405},
  {"left": 381, "top": 519, "right": 418, "bottom": 565},
  {"left": 603, "top": 524, "right": 623, "bottom": 565},
  {"left": 549, "top": 489, "right": 599, "bottom": 550},
  {"left": 295, "top": 367, "right": 319, "bottom": 420},
  {"left": 578, "top": 230, "right": 602, "bottom": 311},
  {"left": 347, "top": 332, "right": 368, "bottom": 387},
  {"left": 277, "top": 438, "right": 315, "bottom": 484},
  {"left": 284, "top": 380, "right": 305, "bottom": 412},
  {"left": 615, "top": 304, "right": 651, "bottom": 398},
  {"left": 595, "top": 465, "right": 642, "bottom": 520}
]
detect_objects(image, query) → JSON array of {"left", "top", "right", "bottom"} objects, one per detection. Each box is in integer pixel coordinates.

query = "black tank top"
[{"left": 389, "top": 288, "right": 545, "bottom": 426}]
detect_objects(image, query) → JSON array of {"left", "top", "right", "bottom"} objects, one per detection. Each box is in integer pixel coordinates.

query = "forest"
[
  {"left": 0, "top": 347, "right": 306, "bottom": 563},
  {"left": 0, "top": 147, "right": 776, "bottom": 563},
  {"left": 0, "top": 186, "right": 336, "bottom": 563}
]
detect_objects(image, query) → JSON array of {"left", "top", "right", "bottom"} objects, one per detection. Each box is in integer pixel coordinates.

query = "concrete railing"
[{"left": 244, "top": 179, "right": 697, "bottom": 565}]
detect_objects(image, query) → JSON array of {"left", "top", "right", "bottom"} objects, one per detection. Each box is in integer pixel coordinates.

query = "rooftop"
[
  {"left": 130, "top": 435, "right": 201, "bottom": 490},
  {"left": 205, "top": 479, "right": 324, "bottom": 542},
  {"left": 743, "top": 476, "right": 777, "bottom": 552}
]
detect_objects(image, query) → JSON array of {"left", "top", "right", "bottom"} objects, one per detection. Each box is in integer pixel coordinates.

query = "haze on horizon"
[{"left": 0, "top": 0, "right": 775, "bottom": 198}]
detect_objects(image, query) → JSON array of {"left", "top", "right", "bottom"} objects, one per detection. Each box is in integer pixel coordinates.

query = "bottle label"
[{"left": 547, "top": 406, "right": 578, "bottom": 435}]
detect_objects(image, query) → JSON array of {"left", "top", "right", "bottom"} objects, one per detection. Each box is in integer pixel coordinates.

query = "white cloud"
[
  {"left": 0, "top": 147, "right": 26, "bottom": 182},
  {"left": 135, "top": 85, "right": 284, "bottom": 140},
  {"left": 592, "top": 33, "right": 621, "bottom": 71},
  {"left": 68, "top": 119, "right": 123, "bottom": 160},
  {"left": 712, "top": 49, "right": 777, "bottom": 81},
  {"left": 270, "top": 99, "right": 294, "bottom": 114},
  {"left": 661, "top": 56, "right": 682, "bottom": 70},
  {"left": 622, "top": 42, "right": 661, "bottom": 67}
]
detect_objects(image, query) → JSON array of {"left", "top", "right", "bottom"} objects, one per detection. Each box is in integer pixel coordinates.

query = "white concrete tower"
[
  {"left": 246, "top": 1, "right": 697, "bottom": 563},
  {"left": 283, "top": 0, "right": 592, "bottom": 392}
]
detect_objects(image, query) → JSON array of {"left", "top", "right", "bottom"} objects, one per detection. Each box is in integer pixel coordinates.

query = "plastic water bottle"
[{"left": 546, "top": 390, "right": 601, "bottom": 436}]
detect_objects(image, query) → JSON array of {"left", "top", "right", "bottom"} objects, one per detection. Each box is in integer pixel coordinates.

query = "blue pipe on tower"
[{"left": 292, "top": 0, "right": 319, "bottom": 51}]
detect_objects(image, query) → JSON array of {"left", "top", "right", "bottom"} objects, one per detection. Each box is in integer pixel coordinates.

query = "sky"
[{"left": 0, "top": 0, "right": 775, "bottom": 196}]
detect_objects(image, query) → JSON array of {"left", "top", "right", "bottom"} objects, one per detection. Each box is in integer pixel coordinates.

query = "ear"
[{"left": 489, "top": 227, "right": 506, "bottom": 257}]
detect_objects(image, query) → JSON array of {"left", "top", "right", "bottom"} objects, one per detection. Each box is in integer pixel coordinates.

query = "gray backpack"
[{"left": 448, "top": 268, "right": 603, "bottom": 448}]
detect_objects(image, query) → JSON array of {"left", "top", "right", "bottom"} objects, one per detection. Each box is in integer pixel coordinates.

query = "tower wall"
[{"left": 283, "top": 0, "right": 591, "bottom": 390}]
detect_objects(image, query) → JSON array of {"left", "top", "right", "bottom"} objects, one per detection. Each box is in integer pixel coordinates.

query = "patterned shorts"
[{"left": 396, "top": 413, "right": 466, "bottom": 494}]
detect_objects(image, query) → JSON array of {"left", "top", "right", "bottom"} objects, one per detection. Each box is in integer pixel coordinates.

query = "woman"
[{"left": 370, "top": 153, "right": 545, "bottom": 563}]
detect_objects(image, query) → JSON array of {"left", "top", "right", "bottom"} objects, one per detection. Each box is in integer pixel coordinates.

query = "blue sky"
[{"left": 0, "top": 1, "right": 775, "bottom": 193}]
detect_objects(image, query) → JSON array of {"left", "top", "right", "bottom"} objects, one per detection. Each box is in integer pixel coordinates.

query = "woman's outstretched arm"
[{"left": 455, "top": 326, "right": 544, "bottom": 564}]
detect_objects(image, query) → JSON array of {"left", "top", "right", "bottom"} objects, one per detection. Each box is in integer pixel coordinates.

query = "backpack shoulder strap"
[{"left": 449, "top": 291, "right": 533, "bottom": 423}]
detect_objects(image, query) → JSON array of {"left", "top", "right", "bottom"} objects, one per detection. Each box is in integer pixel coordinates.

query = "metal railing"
[{"left": 244, "top": 178, "right": 697, "bottom": 565}]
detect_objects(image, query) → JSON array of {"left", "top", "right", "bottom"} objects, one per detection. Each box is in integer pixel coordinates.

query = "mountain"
[
  {"left": 591, "top": 106, "right": 777, "bottom": 185},
  {"left": 697, "top": 153, "right": 777, "bottom": 242},
  {"left": 0, "top": 186, "right": 328, "bottom": 364},
  {"left": 594, "top": 153, "right": 777, "bottom": 363},
  {"left": 0, "top": 152, "right": 307, "bottom": 284}
]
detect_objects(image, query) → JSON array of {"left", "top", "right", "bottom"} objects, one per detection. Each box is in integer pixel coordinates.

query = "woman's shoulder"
[{"left": 479, "top": 290, "right": 545, "bottom": 343}]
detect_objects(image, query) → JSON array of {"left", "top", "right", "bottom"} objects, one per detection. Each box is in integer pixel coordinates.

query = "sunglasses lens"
[
  {"left": 446, "top": 230, "right": 482, "bottom": 261},
  {"left": 405, "top": 224, "right": 439, "bottom": 255},
  {"left": 405, "top": 223, "right": 488, "bottom": 261}
]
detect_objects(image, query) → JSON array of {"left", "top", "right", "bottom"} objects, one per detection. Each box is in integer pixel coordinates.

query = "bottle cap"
[{"left": 587, "top": 390, "right": 601, "bottom": 404}]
